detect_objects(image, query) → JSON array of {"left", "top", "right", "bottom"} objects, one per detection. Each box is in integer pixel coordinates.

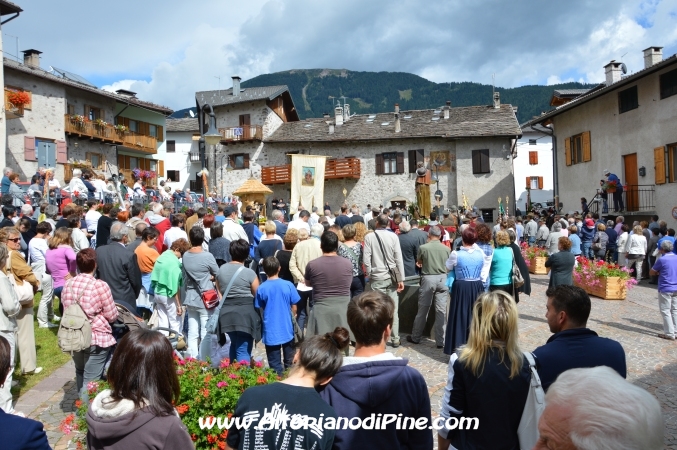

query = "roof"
[
  {"left": 0, "top": 0, "right": 22, "bottom": 15},
  {"left": 232, "top": 178, "right": 273, "bottom": 196},
  {"left": 526, "top": 53, "right": 677, "bottom": 127},
  {"left": 3, "top": 58, "right": 173, "bottom": 115},
  {"left": 166, "top": 118, "right": 199, "bottom": 132},
  {"left": 265, "top": 104, "right": 521, "bottom": 143},
  {"left": 552, "top": 89, "right": 590, "bottom": 97},
  {"left": 196, "top": 85, "right": 290, "bottom": 108}
]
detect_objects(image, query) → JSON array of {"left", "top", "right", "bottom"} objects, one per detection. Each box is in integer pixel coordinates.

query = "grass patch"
[{"left": 11, "top": 293, "right": 70, "bottom": 399}]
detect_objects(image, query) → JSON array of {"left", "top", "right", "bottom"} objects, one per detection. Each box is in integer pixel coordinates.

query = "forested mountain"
[{"left": 173, "top": 69, "right": 597, "bottom": 124}]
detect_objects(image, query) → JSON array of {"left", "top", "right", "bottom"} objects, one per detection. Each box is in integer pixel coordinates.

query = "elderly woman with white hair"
[
  {"left": 68, "top": 168, "right": 88, "bottom": 202},
  {"left": 535, "top": 366, "right": 663, "bottom": 450},
  {"left": 544, "top": 221, "right": 564, "bottom": 255}
]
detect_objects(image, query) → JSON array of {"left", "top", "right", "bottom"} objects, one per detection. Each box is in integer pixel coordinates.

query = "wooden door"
[
  {"left": 623, "top": 153, "right": 638, "bottom": 211},
  {"left": 239, "top": 114, "right": 251, "bottom": 140}
]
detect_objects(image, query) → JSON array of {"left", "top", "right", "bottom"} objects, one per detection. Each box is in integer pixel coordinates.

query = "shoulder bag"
[
  {"left": 518, "top": 352, "right": 546, "bottom": 450},
  {"left": 6, "top": 252, "right": 35, "bottom": 306},
  {"left": 205, "top": 266, "right": 245, "bottom": 334},
  {"left": 57, "top": 280, "right": 93, "bottom": 354},
  {"left": 373, "top": 231, "right": 403, "bottom": 285},
  {"left": 185, "top": 265, "right": 220, "bottom": 309},
  {"left": 512, "top": 251, "right": 525, "bottom": 290}
]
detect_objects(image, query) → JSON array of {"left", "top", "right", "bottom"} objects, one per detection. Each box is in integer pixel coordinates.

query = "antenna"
[
  {"left": 328, "top": 96, "right": 335, "bottom": 110},
  {"left": 620, "top": 63, "right": 628, "bottom": 74},
  {"left": 492, "top": 73, "right": 495, "bottom": 96},
  {"left": 214, "top": 75, "right": 226, "bottom": 93},
  {"left": 340, "top": 96, "right": 347, "bottom": 108}
]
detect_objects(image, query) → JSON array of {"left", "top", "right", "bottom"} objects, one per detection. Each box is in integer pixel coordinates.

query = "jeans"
[
  {"left": 265, "top": 339, "right": 295, "bottom": 376},
  {"left": 626, "top": 257, "right": 643, "bottom": 281},
  {"left": 613, "top": 191, "right": 624, "bottom": 212},
  {"left": 296, "top": 290, "right": 312, "bottom": 332},
  {"left": 581, "top": 242, "right": 592, "bottom": 259},
  {"left": 658, "top": 291, "right": 677, "bottom": 338},
  {"left": 369, "top": 278, "right": 400, "bottom": 344},
  {"left": 411, "top": 274, "right": 448, "bottom": 346},
  {"left": 602, "top": 198, "right": 608, "bottom": 213},
  {"left": 350, "top": 275, "right": 365, "bottom": 299},
  {"left": 55, "top": 286, "right": 64, "bottom": 316},
  {"left": 0, "top": 330, "right": 16, "bottom": 413},
  {"left": 227, "top": 331, "right": 253, "bottom": 364},
  {"left": 528, "top": 237, "right": 536, "bottom": 245},
  {"left": 72, "top": 345, "right": 111, "bottom": 400},
  {"left": 187, "top": 306, "right": 212, "bottom": 360}
]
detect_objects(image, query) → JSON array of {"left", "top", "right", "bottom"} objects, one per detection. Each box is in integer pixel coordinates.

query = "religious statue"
[{"left": 415, "top": 162, "right": 432, "bottom": 218}]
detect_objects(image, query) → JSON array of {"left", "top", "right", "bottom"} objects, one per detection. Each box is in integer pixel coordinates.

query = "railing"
[
  {"left": 261, "top": 158, "right": 361, "bottom": 185},
  {"left": 588, "top": 184, "right": 655, "bottom": 215},
  {"left": 219, "top": 125, "right": 263, "bottom": 142},
  {"left": 5, "top": 88, "right": 24, "bottom": 119},
  {"left": 121, "top": 131, "right": 158, "bottom": 154},
  {"left": 65, "top": 114, "right": 123, "bottom": 144},
  {"left": 189, "top": 151, "right": 201, "bottom": 162}
]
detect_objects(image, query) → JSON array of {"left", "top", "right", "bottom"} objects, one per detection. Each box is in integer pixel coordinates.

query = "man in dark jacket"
[
  {"left": 397, "top": 220, "right": 427, "bottom": 277},
  {"left": 319, "top": 291, "right": 432, "bottom": 450},
  {"left": 533, "top": 285, "right": 626, "bottom": 391},
  {"left": 272, "top": 209, "right": 287, "bottom": 239},
  {"left": 95, "top": 221, "right": 142, "bottom": 307}
]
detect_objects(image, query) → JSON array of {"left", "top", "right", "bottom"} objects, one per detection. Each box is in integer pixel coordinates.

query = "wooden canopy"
[{"left": 233, "top": 177, "right": 273, "bottom": 196}]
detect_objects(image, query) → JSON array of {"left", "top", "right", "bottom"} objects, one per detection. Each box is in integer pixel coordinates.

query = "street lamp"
[
  {"left": 219, "top": 153, "right": 233, "bottom": 201},
  {"left": 196, "top": 100, "right": 221, "bottom": 206}
]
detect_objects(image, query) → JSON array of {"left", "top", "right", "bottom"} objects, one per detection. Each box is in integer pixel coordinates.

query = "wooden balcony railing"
[
  {"left": 5, "top": 89, "right": 24, "bottom": 119},
  {"left": 219, "top": 125, "right": 263, "bottom": 142},
  {"left": 261, "top": 158, "right": 361, "bottom": 185},
  {"left": 65, "top": 114, "right": 123, "bottom": 144},
  {"left": 121, "top": 132, "right": 158, "bottom": 154}
]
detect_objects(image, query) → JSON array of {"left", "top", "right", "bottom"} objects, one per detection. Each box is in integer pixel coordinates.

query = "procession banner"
[{"left": 290, "top": 155, "right": 328, "bottom": 212}]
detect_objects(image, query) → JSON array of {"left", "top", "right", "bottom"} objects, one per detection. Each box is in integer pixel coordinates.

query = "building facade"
[{"left": 513, "top": 124, "right": 554, "bottom": 212}]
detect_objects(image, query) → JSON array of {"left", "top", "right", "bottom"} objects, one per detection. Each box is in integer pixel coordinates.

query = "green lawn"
[{"left": 11, "top": 293, "right": 71, "bottom": 399}]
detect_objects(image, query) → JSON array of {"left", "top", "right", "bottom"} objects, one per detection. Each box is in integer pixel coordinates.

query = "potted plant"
[
  {"left": 573, "top": 257, "right": 636, "bottom": 300},
  {"left": 7, "top": 90, "right": 30, "bottom": 111},
  {"left": 520, "top": 243, "right": 550, "bottom": 274},
  {"left": 114, "top": 124, "right": 128, "bottom": 134},
  {"left": 603, "top": 180, "right": 617, "bottom": 193},
  {"left": 94, "top": 118, "right": 108, "bottom": 128},
  {"left": 70, "top": 114, "right": 87, "bottom": 129}
]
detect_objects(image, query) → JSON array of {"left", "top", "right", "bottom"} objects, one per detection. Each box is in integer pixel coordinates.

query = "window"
[
  {"left": 375, "top": 152, "right": 404, "bottom": 175},
  {"left": 129, "top": 157, "right": 138, "bottom": 169},
  {"left": 383, "top": 152, "right": 397, "bottom": 174},
  {"left": 86, "top": 106, "right": 102, "bottom": 121},
  {"left": 527, "top": 176, "right": 544, "bottom": 190},
  {"left": 660, "top": 68, "right": 677, "bottom": 99},
  {"left": 471, "top": 149, "right": 490, "bottom": 174},
  {"left": 166, "top": 140, "right": 176, "bottom": 153},
  {"left": 166, "top": 170, "right": 180, "bottom": 182},
  {"left": 86, "top": 152, "right": 104, "bottom": 169},
  {"left": 149, "top": 124, "right": 157, "bottom": 137},
  {"left": 528, "top": 151, "right": 538, "bottom": 165},
  {"left": 408, "top": 149, "right": 424, "bottom": 173},
  {"left": 528, "top": 139, "right": 537, "bottom": 145},
  {"left": 67, "top": 104, "right": 75, "bottom": 115},
  {"left": 34, "top": 138, "right": 56, "bottom": 167},
  {"left": 564, "top": 131, "right": 591, "bottom": 165},
  {"left": 618, "top": 86, "right": 638, "bottom": 113},
  {"left": 128, "top": 120, "right": 138, "bottom": 133},
  {"left": 229, "top": 153, "right": 250, "bottom": 170}
]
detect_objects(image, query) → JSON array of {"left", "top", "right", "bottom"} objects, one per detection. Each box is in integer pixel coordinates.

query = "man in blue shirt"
[
  {"left": 533, "top": 285, "right": 626, "bottom": 391},
  {"left": 603, "top": 169, "right": 624, "bottom": 212},
  {"left": 1, "top": 167, "right": 12, "bottom": 194},
  {"left": 650, "top": 241, "right": 677, "bottom": 340}
]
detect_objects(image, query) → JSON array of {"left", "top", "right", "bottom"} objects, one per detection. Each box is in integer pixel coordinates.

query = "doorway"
[{"left": 623, "top": 153, "right": 638, "bottom": 212}]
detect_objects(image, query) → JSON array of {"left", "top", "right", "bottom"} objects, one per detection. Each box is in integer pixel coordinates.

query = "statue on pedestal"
[{"left": 415, "top": 162, "right": 431, "bottom": 218}]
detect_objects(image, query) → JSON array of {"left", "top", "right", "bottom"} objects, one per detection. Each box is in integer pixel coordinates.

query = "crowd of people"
[{"left": 0, "top": 181, "right": 671, "bottom": 449}]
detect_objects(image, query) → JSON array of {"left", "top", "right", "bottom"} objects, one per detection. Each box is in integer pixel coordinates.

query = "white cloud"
[{"left": 5, "top": 0, "right": 677, "bottom": 111}]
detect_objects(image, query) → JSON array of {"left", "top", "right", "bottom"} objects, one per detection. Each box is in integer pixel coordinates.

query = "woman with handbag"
[
  {"left": 0, "top": 228, "right": 41, "bottom": 375},
  {"left": 438, "top": 291, "right": 530, "bottom": 450},
  {"left": 489, "top": 231, "right": 515, "bottom": 297},
  {"left": 507, "top": 229, "right": 530, "bottom": 303},
  {"left": 216, "top": 239, "right": 260, "bottom": 364},
  {"left": 60, "top": 248, "right": 118, "bottom": 399},
  {"left": 624, "top": 224, "right": 647, "bottom": 282},
  {"left": 0, "top": 243, "right": 21, "bottom": 413},
  {"left": 545, "top": 237, "right": 576, "bottom": 288},
  {"left": 592, "top": 223, "right": 609, "bottom": 261},
  {"left": 182, "top": 227, "right": 220, "bottom": 361}
]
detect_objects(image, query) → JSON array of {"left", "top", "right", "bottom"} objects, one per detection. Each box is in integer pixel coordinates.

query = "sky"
[{"left": 3, "top": 0, "right": 677, "bottom": 110}]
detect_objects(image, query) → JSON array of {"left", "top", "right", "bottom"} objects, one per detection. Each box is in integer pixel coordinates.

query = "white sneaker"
[
  {"left": 39, "top": 323, "right": 58, "bottom": 328},
  {"left": 51, "top": 315, "right": 61, "bottom": 322},
  {"left": 24, "top": 367, "right": 43, "bottom": 375}
]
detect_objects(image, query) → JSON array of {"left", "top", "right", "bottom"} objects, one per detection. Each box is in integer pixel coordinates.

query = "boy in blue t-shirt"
[{"left": 255, "top": 256, "right": 301, "bottom": 375}]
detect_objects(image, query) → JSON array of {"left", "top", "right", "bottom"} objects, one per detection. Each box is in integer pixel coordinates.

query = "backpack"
[{"left": 57, "top": 280, "right": 93, "bottom": 354}]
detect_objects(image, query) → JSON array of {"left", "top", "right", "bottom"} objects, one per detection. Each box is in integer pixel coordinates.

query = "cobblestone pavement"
[{"left": 14, "top": 275, "right": 677, "bottom": 449}]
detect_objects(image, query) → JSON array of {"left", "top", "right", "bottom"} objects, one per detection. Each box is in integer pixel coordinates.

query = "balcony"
[
  {"left": 5, "top": 88, "right": 24, "bottom": 119},
  {"left": 262, "top": 157, "right": 361, "bottom": 185},
  {"left": 588, "top": 184, "right": 655, "bottom": 216},
  {"left": 219, "top": 125, "right": 263, "bottom": 143},
  {"left": 120, "top": 131, "right": 158, "bottom": 154},
  {"left": 65, "top": 114, "right": 123, "bottom": 145}
]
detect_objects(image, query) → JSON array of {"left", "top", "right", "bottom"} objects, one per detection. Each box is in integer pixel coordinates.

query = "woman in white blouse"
[
  {"left": 624, "top": 224, "right": 647, "bottom": 282},
  {"left": 28, "top": 221, "right": 57, "bottom": 328}
]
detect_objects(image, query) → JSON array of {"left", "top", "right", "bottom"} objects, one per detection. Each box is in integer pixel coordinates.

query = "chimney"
[
  {"left": 604, "top": 61, "right": 623, "bottom": 85},
  {"left": 323, "top": 112, "right": 330, "bottom": 119},
  {"left": 643, "top": 46, "right": 663, "bottom": 69},
  {"left": 444, "top": 101, "right": 451, "bottom": 119},
  {"left": 22, "top": 49, "right": 42, "bottom": 69},
  {"left": 328, "top": 121, "right": 335, "bottom": 134},
  {"left": 335, "top": 104, "right": 344, "bottom": 126},
  {"left": 232, "top": 76, "right": 241, "bottom": 96},
  {"left": 493, "top": 92, "right": 500, "bottom": 109},
  {"left": 344, "top": 103, "right": 350, "bottom": 122},
  {"left": 116, "top": 89, "right": 137, "bottom": 98},
  {"left": 394, "top": 104, "right": 401, "bottom": 133}
]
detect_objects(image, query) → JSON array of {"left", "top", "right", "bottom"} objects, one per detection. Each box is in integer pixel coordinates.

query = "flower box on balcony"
[
  {"left": 574, "top": 277, "right": 626, "bottom": 300},
  {"left": 528, "top": 256, "right": 550, "bottom": 275}
]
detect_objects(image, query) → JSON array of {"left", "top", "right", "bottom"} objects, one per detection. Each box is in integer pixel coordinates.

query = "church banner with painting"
[{"left": 290, "top": 155, "right": 328, "bottom": 211}]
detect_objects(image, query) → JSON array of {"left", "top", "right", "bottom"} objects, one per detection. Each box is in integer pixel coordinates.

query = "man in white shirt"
[
  {"left": 163, "top": 213, "right": 189, "bottom": 249},
  {"left": 309, "top": 206, "right": 320, "bottom": 227},
  {"left": 324, "top": 209, "right": 335, "bottom": 226},
  {"left": 288, "top": 210, "right": 311, "bottom": 233},
  {"left": 222, "top": 206, "right": 249, "bottom": 242},
  {"left": 293, "top": 204, "right": 304, "bottom": 222}
]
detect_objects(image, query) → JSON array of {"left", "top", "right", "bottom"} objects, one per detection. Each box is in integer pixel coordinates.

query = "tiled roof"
[
  {"left": 196, "top": 85, "right": 290, "bottom": 108},
  {"left": 525, "top": 53, "right": 677, "bottom": 127},
  {"left": 3, "top": 58, "right": 173, "bottom": 115},
  {"left": 265, "top": 104, "right": 521, "bottom": 142},
  {"left": 166, "top": 118, "right": 199, "bottom": 132},
  {"left": 552, "top": 89, "right": 590, "bottom": 97}
]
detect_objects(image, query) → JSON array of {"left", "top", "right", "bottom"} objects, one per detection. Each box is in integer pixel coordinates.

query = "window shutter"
[
  {"left": 529, "top": 151, "right": 538, "bottom": 165},
  {"left": 158, "top": 160, "right": 165, "bottom": 178},
  {"left": 582, "top": 131, "right": 591, "bottom": 162},
  {"left": 84, "top": 105, "right": 91, "bottom": 120},
  {"left": 480, "top": 149, "right": 490, "bottom": 173},
  {"left": 654, "top": 146, "right": 666, "bottom": 184},
  {"left": 24, "top": 136, "right": 36, "bottom": 161},
  {"left": 472, "top": 150, "right": 479, "bottom": 173},
  {"left": 396, "top": 152, "right": 404, "bottom": 174},
  {"left": 526, "top": 176, "right": 531, "bottom": 188},
  {"left": 564, "top": 138, "right": 572, "bottom": 166},
  {"left": 538, "top": 176, "right": 544, "bottom": 189},
  {"left": 408, "top": 150, "right": 417, "bottom": 173},
  {"left": 56, "top": 140, "right": 67, "bottom": 164},
  {"left": 244, "top": 153, "right": 250, "bottom": 169},
  {"left": 124, "top": 155, "right": 131, "bottom": 170},
  {"left": 375, "top": 153, "right": 384, "bottom": 175},
  {"left": 157, "top": 125, "right": 164, "bottom": 142}
]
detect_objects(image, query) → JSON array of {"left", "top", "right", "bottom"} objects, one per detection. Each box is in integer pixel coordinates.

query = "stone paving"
[{"left": 13, "top": 274, "right": 677, "bottom": 449}]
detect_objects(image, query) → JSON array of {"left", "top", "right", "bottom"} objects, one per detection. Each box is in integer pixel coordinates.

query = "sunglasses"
[{"left": 7, "top": 238, "right": 20, "bottom": 242}]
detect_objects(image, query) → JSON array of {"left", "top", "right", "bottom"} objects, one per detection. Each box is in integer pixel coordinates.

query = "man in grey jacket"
[
  {"left": 364, "top": 215, "right": 405, "bottom": 347},
  {"left": 524, "top": 214, "right": 538, "bottom": 245}
]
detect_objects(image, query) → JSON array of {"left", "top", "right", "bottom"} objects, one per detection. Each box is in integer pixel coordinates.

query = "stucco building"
[{"left": 513, "top": 123, "right": 554, "bottom": 212}]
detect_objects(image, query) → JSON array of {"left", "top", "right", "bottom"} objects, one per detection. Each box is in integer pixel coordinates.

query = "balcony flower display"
[
  {"left": 131, "top": 168, "right": 157, "bottom": 180},
  {"left": 7, "top": 90, "right": 30, "bottom": 106},
  {"left": 573, "top": 256, "right": 636, "bottom": 300},
  {"left": 94, "top": 118, "right": 108, "bottom": 128},
  {"left": 114, "top": 124, "right": 128, "bottom": 133},
  {"left": 70, "top": 114, "right": 87, "bottom": 126},
  {"left": 59, "top": 357, "right": 279, "bottom": 450},
  {"left": 602, "top": 180, "right": 617, "bottom": 193}
]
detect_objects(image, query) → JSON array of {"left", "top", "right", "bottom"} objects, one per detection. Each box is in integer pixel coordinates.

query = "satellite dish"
[
  {"left": 189, "top": 110, "right": 195, "bottom": 118},
  {"left": 620, "top": 63, "right": 627, "bottom": 74}
]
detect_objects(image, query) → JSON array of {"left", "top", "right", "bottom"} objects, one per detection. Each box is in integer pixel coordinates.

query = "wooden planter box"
[
  {"left": 574, "top": 277, "right": 626, "bottom": 300},
  {"left": 528, "top": 257, "right": 550, "bottom": 275}
]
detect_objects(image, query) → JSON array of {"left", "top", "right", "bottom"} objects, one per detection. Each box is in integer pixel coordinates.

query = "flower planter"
[
  {"left": 529, "top": 256, "right": 550, "bottom": 275},
  {"left": 606, "top": 186, "right": 616, "bottom": 193},
  {"left": 574, "top": 276, "right": 626, "bottom": 300}
]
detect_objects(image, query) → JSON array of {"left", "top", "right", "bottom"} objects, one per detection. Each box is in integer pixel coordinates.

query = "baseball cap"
[
  {"left": 603, "top": 169, "right": 610, "bottom": 175},
  {"left": 224, "top": 206, "right": 235, "bottom": 216},
  {"left": 585, "top": 218, "right": 595, "bottom": 227}
]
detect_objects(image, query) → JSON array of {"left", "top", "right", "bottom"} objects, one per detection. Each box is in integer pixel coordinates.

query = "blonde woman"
[
  {"left": 625, "top": 224, "right": 647, "bottom": 281},
  {"left": 354, "top": 221, "right": 367, "bottom": 243},
  {"left": 0, "top": 243, "right": 21, "bottom": 412},
  {"left": 439, "top": 291, "right": 530, "bottom": 450}
]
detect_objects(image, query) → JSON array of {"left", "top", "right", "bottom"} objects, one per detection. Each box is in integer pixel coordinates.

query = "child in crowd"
[{"left": 255, "top": 256, "right": 300, "bottom": 376}]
